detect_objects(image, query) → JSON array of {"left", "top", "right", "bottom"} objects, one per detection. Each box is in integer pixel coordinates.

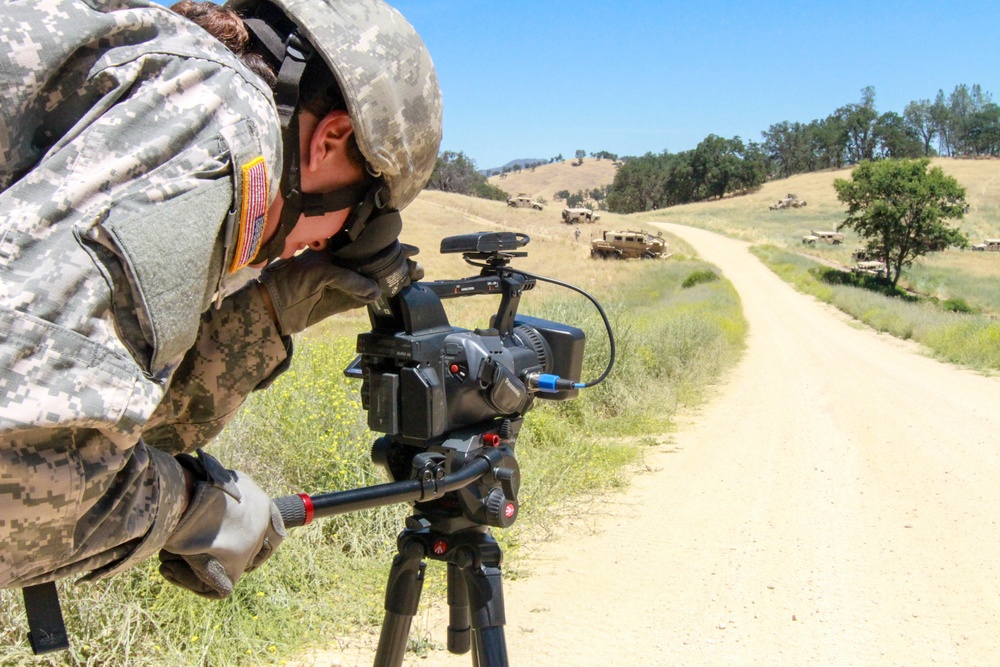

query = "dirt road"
[{"left": 320, "top": 224, "right": 1000, "bottom": 666}]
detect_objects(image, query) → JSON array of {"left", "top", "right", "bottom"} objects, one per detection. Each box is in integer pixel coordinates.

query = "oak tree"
[{"left": 834, "top": 158, "right": 967, "bottom": 289}]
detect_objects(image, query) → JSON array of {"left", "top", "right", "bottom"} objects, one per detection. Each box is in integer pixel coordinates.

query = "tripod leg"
[
  {"left": 447, "top": 562, "right": 472, "bottom": 655},
  {"left": 374, "top": 539, "right": 426, "bottom": 667},
  {"left": 458, "top": 541, "right": 509, "bottom": 667}
]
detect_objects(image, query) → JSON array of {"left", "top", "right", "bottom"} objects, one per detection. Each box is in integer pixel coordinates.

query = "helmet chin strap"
[
  {"left": 244, "top": 11, "right": 373, "bottom": 265},
  {"left": 251, "top": 177, "right": 373, "bottom": 265}
]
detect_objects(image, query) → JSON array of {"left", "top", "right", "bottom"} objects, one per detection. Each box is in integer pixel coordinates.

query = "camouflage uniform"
[{"left": 0, "top": 0, "right": 288, "bottom": 587}]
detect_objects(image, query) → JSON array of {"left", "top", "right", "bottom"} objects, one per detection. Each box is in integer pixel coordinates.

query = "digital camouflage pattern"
[
  {"left": 0, "top": 0, "right": 288, "bottom": 587},
  {"left": 227, "top": 0, "right": 443, "bottom": 211}
]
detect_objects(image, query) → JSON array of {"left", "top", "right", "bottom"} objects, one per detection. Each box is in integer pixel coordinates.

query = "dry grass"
[
  {"left": 486, "top": 158, "right": 618, "bottom": 203},
  {"left": 402, "top": 190, "right": 679, "bottom": 285}
]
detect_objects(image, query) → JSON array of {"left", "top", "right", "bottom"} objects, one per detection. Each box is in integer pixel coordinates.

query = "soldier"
[{"left": 0, "top": 0, "right": 441, "bottom": 610}]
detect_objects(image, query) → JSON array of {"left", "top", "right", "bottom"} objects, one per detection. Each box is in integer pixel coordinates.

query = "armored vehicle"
[
  {"left": 802, "top": 230, "right": 844, "bottom": 245},
  {"left": 507, "top": 195, "right": 544, "bottom": 210},
  {"left": 770, "top": 193, "right": 807, "bottom": 210},
  {"left": 591, "top": 229, "right": 668, "bottom": 259},
  {"left": 562, "top": 207, "right": 600, "bottom": 223}
]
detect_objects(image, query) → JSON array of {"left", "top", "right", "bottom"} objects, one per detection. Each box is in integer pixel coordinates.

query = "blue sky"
[
  {"left": 156, "top": 1, "right": 998, "bottom": 171},
  {"left": 388, "top": 0, "right": 998, "bottom": 169}
]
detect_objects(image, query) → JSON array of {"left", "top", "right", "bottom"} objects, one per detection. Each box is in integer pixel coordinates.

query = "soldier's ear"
[{"left": 305, "top": 111, "right": 354, "bottom": 174}]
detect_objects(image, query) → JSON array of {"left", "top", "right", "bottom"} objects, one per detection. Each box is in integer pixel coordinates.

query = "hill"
[
  {"left": 629, "top": 157, "right": 1000, "bottom": 247},
  {"left": 487, "top": 158, "right": 618, "bottom": 204},
  {"left": 481, "top": 158, "right": 549, "bottom": 175}
]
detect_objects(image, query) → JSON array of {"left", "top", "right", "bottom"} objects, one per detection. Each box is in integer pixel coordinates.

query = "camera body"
[{"left": 348, "top": 232, "right": 585, "bottom": 444}]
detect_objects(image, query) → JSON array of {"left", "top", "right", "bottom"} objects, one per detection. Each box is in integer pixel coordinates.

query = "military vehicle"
[
  {"left": 971, "top": 239, "right": 1000, "bottom": 252},
  {"left": 769, "top": 193, "right": 807, "bottom": 210},
  {"left": 590, "top": 229, "right": 668, "bottom": 259},
  {"left": 853, "top": 260, "right": 887, "bottom": 278},
  {"left": 802, "top": 230, "right": 844, "bottom": 245},
  {"left": 562, "top": 207, "right": 600, "bottom": 223},
  {"left": 507, "top": 195, "right": 544, "bottom": 210}
]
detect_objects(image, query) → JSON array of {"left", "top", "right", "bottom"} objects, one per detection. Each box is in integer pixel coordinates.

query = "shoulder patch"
[{"left": 229, "top": 156, "right": 269, "bottom": 273}]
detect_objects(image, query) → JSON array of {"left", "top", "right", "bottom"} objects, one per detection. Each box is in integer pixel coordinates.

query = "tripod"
[{"left": 375, "top": 512, "right": 509, "bottom": 667}]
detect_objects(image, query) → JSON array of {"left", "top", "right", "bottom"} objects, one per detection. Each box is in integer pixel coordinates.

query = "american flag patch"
[{"left": 229, "top": 156, "right": 269, "bottom": 273}]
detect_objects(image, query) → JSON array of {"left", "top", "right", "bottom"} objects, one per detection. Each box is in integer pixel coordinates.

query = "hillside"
[
  {"left": 630, "top": 157, "right": 1000, "bottom": 246},
  {"left": 484, "top": 158, "right": 999, "bottom": 246},
  {"left": 486, "top": 157, "right": 618, "bottom": 203}
]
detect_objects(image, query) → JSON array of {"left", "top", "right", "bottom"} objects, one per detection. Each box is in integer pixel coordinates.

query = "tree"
[
  {"left": 963, "top": 103, "right": 1000, "bottom": 156},
  {"left": 931, "top": 90, "right": 952, "bottom": 155},
  {"left": 873, "top": 112, "right": 923, "bottom": 158},
  {"left": 834, "top": 158, "right": 967, "bottom": 289},
  {"left": 810, "top": 115, "right": 848, "bottom": 169},
  {"left": 761, "top": 120, "right": 814, "bottom": 178},
  {"left": 425, "top": 151, "right": 508, "bottom": 201},
  {"left": 837, "top": 86, "right": 879, "bottom": 163},
  {"left": 566, "top": 190, "right": 585, "bottom": 207},
  {"left": 903, "top": 99, "right": 937, "bottom": 156},
  {"left": 426, "top": 151, "right": 480, "bottom": 193}
]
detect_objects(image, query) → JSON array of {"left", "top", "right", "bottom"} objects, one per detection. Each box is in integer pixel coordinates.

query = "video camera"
[
  {"left": 351, "top": 232, "right": 585, "bottom": 432},
  {"left": 346, "top": 231, "right": 587, "bottom": 527}
]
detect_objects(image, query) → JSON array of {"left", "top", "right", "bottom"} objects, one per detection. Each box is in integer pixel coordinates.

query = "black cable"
[{"left": 463, "top": 259, "right": 616, "bottom": 388}]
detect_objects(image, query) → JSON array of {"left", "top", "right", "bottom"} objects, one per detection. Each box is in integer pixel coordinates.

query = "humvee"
[
  {"left": 591, "top": 229, "right": 668, "bottom": 259},
  {"left": 507, "top": 195, "right": 544, "bottom": 210},
  {"left": 802, "top": 230, "right": 844, "bottom": 245},
  {"left": 971, "top": 239, "right": 1000, "bottom": 252},
  {"left": 562, "top": 207, "right": 600, "bottom": 223},
  {"left": 770, "top": 193, "right": 807, "bottom": 210},
  {"left": 853, "top": 260, "right": 887, "bottom": 278}
]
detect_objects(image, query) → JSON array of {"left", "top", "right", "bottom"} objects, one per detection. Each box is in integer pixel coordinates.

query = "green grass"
[
  {"left": 0, "top": 260, "right": 746, "bottom": 666},
  {"left": 750, "top": 244, "right": 1000, "bottom": 372},
  {"left": 902, "top": 256, "right": 1000, "bottom": 315}
]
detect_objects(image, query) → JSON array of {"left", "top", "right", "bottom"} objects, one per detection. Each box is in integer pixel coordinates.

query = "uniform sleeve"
[
  {"left": 143, "top": 284, "right": 291, "bottom": 454},
  {"left": 0, "top": 306, "right": 191, "bottom": 587}
]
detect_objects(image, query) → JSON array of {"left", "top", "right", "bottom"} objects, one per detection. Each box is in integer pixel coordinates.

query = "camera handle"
[{"left": 273, "top": 455, "right": 492, "bottom": 527}]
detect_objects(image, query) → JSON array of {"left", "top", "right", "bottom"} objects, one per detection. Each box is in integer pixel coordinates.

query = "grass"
[
  {"left": 0, "top": 249, "right": 746, "bottom": 666},
  {"left": 750, "top": 244, "right": 1000, "bottom": 372}
]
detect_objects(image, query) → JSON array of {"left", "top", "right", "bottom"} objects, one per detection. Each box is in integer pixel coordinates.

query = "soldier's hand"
[
  {"left": 257, "top": 249, "right": 379, "bottom": 335},
  {"left": 159, "top": 451, "right": 285, "bottom": 600}
]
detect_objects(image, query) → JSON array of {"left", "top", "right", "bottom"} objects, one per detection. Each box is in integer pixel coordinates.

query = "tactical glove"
[
  {"left": 258, "top": 249, "right": 380, "bottom": 335},
  {"left": 159, "top": 451, "right": 285, "bottom": 600}
]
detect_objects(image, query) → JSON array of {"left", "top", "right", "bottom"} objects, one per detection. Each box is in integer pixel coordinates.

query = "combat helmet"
[{"left": 226, "top": 0, "right": 442, "bottom": 260}]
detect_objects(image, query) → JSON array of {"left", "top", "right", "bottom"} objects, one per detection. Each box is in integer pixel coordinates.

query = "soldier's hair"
[
  {"left": 170, "top": 1, "right": 277, "bottom": 87},
  {"left": 170, "top": 1, "right": 365, "bottom": 170}
]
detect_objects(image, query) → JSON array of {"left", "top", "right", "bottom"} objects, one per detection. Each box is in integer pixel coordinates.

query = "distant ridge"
[{"left": 479, "top": 158, "right": 550, "bottom": 176}]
